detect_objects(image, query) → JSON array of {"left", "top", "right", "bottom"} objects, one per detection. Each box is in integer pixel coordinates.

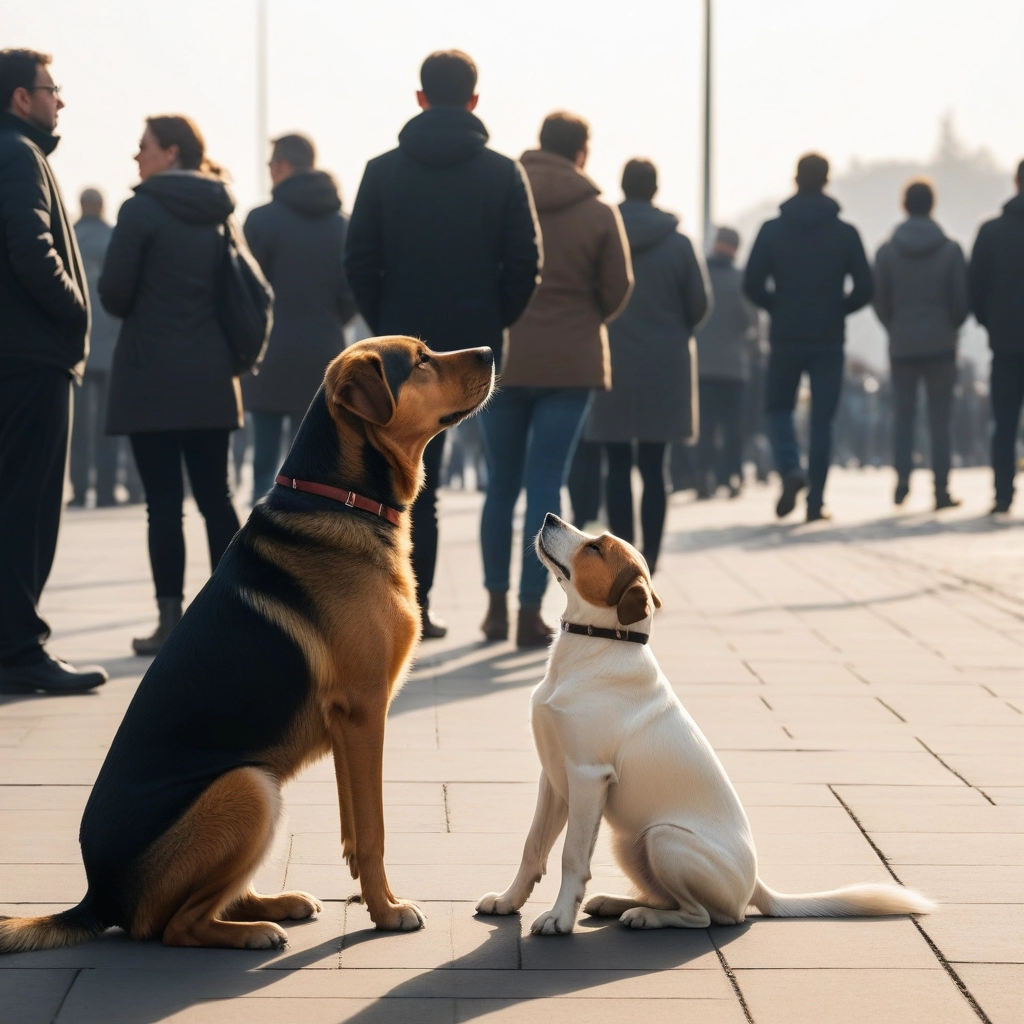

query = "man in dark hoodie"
[
  {"left": 745, "top": 153, "right": 873, "bottom": 521},
  {"left": 345, "top": 50, "right": 540, "bottom": 638},
  {"left": 874, "top": 179, "right": 968, "bottom": 510},
  {"left": 970, "top": 160, "right": 1024, "bottom": 514},
  {"left": 245, "top": 133, "right": 357, "bottom": 500},
  {"left": 0, "top": 49, "right": 107, "bottom": 694}
]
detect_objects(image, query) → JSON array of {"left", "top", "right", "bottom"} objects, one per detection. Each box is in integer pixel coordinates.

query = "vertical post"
[
  {"left": 702, "top": 0, "right": 713, "bottom": 251},
  {"left": 256, "top": 0, "right": 269, "bottom": 197}
]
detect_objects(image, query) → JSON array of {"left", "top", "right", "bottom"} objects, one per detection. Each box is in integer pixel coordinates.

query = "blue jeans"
[
  {"left": 252, "top": 411, "right": 302, "bottom": 501},
  {"left": 766, "top": 348, "right": 844, "bottom": 509},
  {"left": 480, "top": 386, "right": 592, "bottom": 605}
]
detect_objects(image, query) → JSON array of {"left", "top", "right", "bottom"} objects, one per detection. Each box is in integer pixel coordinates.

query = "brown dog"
[{"left": 0, "top": 337, "right": 494, "bottom": 951}]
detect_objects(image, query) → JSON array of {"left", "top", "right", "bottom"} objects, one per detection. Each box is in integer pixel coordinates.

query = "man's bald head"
[{"left": 80, "top": 188, "right": 103, "bottom": 218}]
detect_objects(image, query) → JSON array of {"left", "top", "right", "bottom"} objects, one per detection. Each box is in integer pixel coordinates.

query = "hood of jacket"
[
  {"left": 1004, "top": 192, "right": 1024, "bottom": 219},
  {"left": 519, "top": 149, "right": 600, "bottom": 213},
  {"left": 0, "top": 110, "right": 59, "bottom": 156},
  {"left": 618, "top": 199, "right": 678, "bottom": 253},
  {"left": 891, "top": 215, "right": 948, "bottom": 256},
  {"left": 134, "top": 170, "right": 235, "bottom": 224},
  {"left": 779, "top": 190, "right": 841, "bottom": 228},
  {"left": 398, "top": 106, "right": 488, "bottom": 168},
  {"left": 273, "top": 170, "right": 342, "bottom": 217}
]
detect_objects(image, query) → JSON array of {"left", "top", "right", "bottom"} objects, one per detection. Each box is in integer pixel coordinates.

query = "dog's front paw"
[
  {"left": 476, "top": 891, "right": 522, "bottom": 915},
  {"left": 530, "top": 907, "right": 575, "bottom": 935},
  {"left": 372, "top": 900, "right": 425, "bottom": 931},
  {"left": 280, "top": 891, "right": 323, "bottom": 919},
  {"left": 244, "top": 922, "right": 289, "bottom": 949}
]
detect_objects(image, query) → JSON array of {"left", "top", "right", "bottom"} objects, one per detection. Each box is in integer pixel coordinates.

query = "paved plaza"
[{"left": 1, "top": 466, "right": 1022, "bottom": 1023}]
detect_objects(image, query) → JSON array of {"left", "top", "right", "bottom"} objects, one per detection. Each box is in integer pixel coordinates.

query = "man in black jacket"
[
  {"left": 745, "top": 153, "right": 873, "bottom": 521},
  {"left": 345, "top": 50, "right": 540, "bottom": 637},
  {"left": 245, "top": 133, "right": 357, "bottom": 501},
  {"left": 0, "top": 49, "right": 107, "bottom": 693},
  {"left": 969, "top": 160, "right": 1024, "bottom": 514}
]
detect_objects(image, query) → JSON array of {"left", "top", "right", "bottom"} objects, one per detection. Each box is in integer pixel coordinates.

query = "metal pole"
[
  {"left": 702, "top": 0, "right": 713, "bottom": 250},
  {"left": 256, "top": 0, "right": 269, "bottom": 197}
]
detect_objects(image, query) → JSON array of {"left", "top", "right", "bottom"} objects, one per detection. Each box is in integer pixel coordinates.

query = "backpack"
[{"left": 218, "top": 215, "right": 273, "bottom": 376}]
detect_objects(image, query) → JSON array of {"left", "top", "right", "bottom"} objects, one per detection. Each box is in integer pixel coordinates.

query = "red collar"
[{"left": 275, "top": 474, "right": 402, "bottom": 526}]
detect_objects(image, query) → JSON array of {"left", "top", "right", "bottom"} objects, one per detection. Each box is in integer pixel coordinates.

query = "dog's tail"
[
  {"left": 0, "top": 893, "right": 105, "bottom": 953},
  {"left": 750, "top": 877, "right": 936, "bottom": 918}
]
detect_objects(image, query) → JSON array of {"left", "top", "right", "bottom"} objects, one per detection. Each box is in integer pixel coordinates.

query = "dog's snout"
[
  {"left": 543, "top": 512, "right": 566, "bottom": 531},
  {"left": 473, "top": 347, "right": 495, "bottom": 367}
]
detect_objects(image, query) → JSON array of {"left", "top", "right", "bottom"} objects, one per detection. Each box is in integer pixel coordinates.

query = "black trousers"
[
  {"left": 0, "top": 362, "right": 71, "bottom": 667},
  {"left": 890, "top": 357, "right": 956, "bottom": 495},
  {"left": 567, "top": 439, "right": 604, "bottom": 526},
  {"left": 129, "top": 430, "right": 241, "bottom": 600},
  {"left": 605, "top": 441, "right": 668, "bottom": 572},
  {"left": 410, "top": 432, "right": 446, "bottom": 608},
  {"left": 69, "top": 369, "right": 120, "bottom": 506},
  {"left": 990, "top": 353, "right": 1024, "bottom": 506},
  {"left": 697, "top": 377, "right": 746, "bottom": 484}
]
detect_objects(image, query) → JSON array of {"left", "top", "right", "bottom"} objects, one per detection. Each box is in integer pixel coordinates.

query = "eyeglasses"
[{"left": 30, "top": 84, "right": 62, "bottom": 99}]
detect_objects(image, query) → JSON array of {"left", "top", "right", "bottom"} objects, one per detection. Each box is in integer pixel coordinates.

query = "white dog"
[{"left": 477, "top": 514, "right": 935, "bottom": 934}]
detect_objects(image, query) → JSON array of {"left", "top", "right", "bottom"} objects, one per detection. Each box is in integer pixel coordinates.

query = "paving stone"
[
  {"left": 0, "top": 968, "right": 78, "bottom": 1024},
  {"left": 918, "top": 904, "right": 1024, "bottom": 963},
  {"left": 954, "top": 964, "right": 1024, "bottom": 1024}
]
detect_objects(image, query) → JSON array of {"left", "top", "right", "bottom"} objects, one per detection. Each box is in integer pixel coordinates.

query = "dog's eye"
[
  {"left": 586, "top": 543, "right": 601, "bottom": 554},
  {"left": 418, "top": 353, "right": 431, "bottom": 367}
]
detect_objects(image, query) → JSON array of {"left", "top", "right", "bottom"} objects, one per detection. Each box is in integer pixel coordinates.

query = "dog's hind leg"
[
  {"left": 224, "top": 890, "right": 322, "bottom": 922},
  {"left": 131, "top": 767, "right": 290, "bottom": 949},
  {"left": 582, "top": 894, "right": 648, "bottom": 917}
]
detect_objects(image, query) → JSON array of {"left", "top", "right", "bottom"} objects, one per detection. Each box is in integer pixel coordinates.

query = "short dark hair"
[
  {"left": 903, "top": 178, "right": 934, "bottom": 216},
  {"left": 271, "top": 133, "right": 315, "bottom": 170},
  {"left": 622, "top": 158, "right": 657, "bottom": 201},
  {"left": 795, "top": 152, "right": 829, "bottom": 192},
  {"left": 539, "top": 112, "right": 589, "bottom": 162},
  {"left": 715, "top": 226, "right": 740, "bottom": 250},
  {"left": 0, "top": 48, "right": 51, "bottom": 111},
  {"left": 420, "top": 50, "right": 477, "bottom": 107}
]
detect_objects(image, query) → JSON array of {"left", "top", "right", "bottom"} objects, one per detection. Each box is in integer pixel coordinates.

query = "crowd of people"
[{"left": 1, "top": 46, "right": 1023, "bottom": 694}]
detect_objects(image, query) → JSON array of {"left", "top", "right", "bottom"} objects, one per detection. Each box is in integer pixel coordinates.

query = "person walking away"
[
  {"left": 744, "top": 153, "right": 873, "bottom": 521},
  {"left": 485, "top": 113, "right": 632, "bottom": 645},
  {"left": 585, "top": 159, "right": 707, "bottom": 571},
  {"left": 969, "top": 159, "right": 1024, "bottom": 514},
  {"left": 346, "top": 51, "right": 540, "bottom": 638},
  {"left": 0, "top": 49, "right": 108, "bottom": 693},
  {"left": 695, "top": 226, "right": 758, "bottom": 499},
  {"left": 69, "top": 188, "right": 121, "bottom": 507},
  {"left": 873, "top": 179, "right": 968, "bottom": 510},
  {"left": 244, "top": 133, "right": 356, "bottom": 501},
  {"left": 101, "top": 115, "right": 246, "bottom": 654}
]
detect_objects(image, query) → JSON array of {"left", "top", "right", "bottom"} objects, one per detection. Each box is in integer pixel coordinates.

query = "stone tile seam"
[
  {"left": 914, "top": 738, "right": 996, "bottom": 805},
  {"left": 828, "top": 785, "right": 993, "bottom": 1024},
  {"left": 48, "top": 965, "right": 80, "bottom": 1024},
  {"left": 711, "top": 933, "right": 756, "bottom": 1023}
]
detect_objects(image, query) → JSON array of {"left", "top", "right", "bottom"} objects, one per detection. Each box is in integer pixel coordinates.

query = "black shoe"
[
  {"left": 420, "top": 603, "right": 448, "bottom": 640},
  {"left": 990, "top": 500, "right": 1012, "bottom": 515},
  {"left": 935, "top": 493, "right": 961, "bottom": 511},
  {"left": 0, "top": 651, "right": 107, "bottom": 694},
  {"left": 894, "top": 479, "right": 909, "bottom": 505},
  {"left": 776, "top": 470, "right": 807, "bottom": 518},
  {"left": 133, "top": 598, "right": 183, "bottom": 656},
  {"left": 516, "top": 606, "right": 555, "bottom": 649},
  {"left": 480, "top": 590, "right": 509, "bottom": 642},
  {"left": 806, "top": 506, "right": 832, "bottom": 523}
]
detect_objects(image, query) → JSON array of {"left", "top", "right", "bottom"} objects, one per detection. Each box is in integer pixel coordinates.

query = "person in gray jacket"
[
  {"left": 244, "top": 133, "right": 356, "bottom": 500},
  {"left": 873, "top": 179, "right": 968, "bottom": 509},
  {"left": 584, "top": 159, "right": 709, "bottom": 571},
  {"left": 70, "top": 188, "right": 121, "bottom": 507},
  {"left": 695, "top": 227, "right": 759, "bottom": 498}
]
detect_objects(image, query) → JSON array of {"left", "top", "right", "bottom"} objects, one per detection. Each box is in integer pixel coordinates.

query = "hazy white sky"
[{"left": 7, "top": 0, "right": 1023, "bottom": 236}]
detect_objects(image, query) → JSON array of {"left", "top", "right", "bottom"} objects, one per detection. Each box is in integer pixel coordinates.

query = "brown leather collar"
[{"left": 275, "top": 474, "right": 402, "bottom": 526}]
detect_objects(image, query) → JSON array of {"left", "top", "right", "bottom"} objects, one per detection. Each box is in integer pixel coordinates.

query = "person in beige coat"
[{"left": 480, "top": 111, "right": 632, "bottom": 647}]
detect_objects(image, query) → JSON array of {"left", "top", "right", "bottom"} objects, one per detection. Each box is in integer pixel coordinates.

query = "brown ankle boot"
[
  {"left": 480, "top": 590, "right": 509, "bottom": 641},
  {"left": 132, "top": 597, "right": 182, "bottom": 656},
  {"left": 516, "top": 605, "right": 554, "bottom": 649}
]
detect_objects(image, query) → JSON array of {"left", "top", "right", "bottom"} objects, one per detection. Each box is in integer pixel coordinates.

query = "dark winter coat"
[
  {"left": 744, "top": 191, "right": 873, "bottom": 349},
  {"left": 74, "top": 216, "right": 120, "bottom": 373},
  {"left": 696, "top": 253, "right": 759, "bottom": 381},
  {"left": 0, "top": 111, "right": 89, "bottom": 378},
  {"left": 585, "top": 200, "right": 707, "bottom": 442},
  {"left": 243, "top": 171, "right": 356, "bottom": 414},
  {"left": 101, "top": 171, "right": 243, "bottom": 435},
  {"left": 873, "top": 216, "right": 968, "bottom": 361},
  {"left": 344, "top": 106, "right": 540, "bottom": 356},
  {"left": 502, "top": 150, "right": 633, "bottom": 390},
  {"left": 969, "top": 193, "right": 1024, "bottom": 354}
]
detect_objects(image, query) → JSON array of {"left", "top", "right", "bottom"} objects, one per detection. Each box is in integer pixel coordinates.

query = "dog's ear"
[
  {"left": 330, "top": 353, "right": 395, "bottom": 426},
  {"left": 616, "top": 578, "right": 654, "bottom": 625}
]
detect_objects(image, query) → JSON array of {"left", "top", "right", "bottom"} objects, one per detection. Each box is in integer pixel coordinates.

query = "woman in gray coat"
[
  {"left": 101, "top": 116, "right": 242, "bottom": 654},
  {"left": 583, "top": 159, "right": 710, "bottom": 570}
]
